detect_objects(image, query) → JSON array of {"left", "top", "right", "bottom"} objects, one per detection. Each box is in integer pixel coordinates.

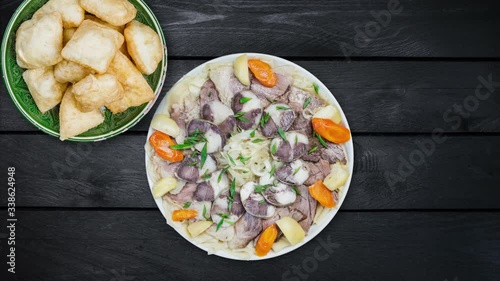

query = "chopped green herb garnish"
[
  {"left": 187, "top": 160, "right": 198, "bottom": 167},
  {"left": 216, "top": 218, "right": 224, "bottom": 232},
  {"left": 235, "top": 112, "right": 249, "bottom": 122},
  {"left": 238, "top": 154, "right": 251, "bottom": 164},
  {"left": 208, "top": 92, "right": 212, "bottom": 98},
  {"left": 200, "top": 142, "right": 208, "bottom": 168},
  {"left": 277, "top": 127, "right": 287, "bottom": 141},
  {"left": 218, "top": 213, "right": 230, "bottom": 219},
  {"left": 295, "top": 135, "right": 299, "bottom": 145},
  {"left": 170, "top": 143, "right": 193, "bottom": 150},
  {"left": 170, "top": 129, "right": 206, "bottom": 150},
  {"left": 259, "top": 199, "right": 265, "bottom": 204},
  {"left": 273, "top": 179, "right": 278, "bottom": 186},
  {"left": 308, "top": 146, "right": 319, "bottom": 154},
  {"left": 266, "top": 97, "right": 275, "bottom": 103},
  {"left": 202, "top": 205, "right": 211, "bottom": 220},
  {"left": 314, "top": 132, "right": 327, "bottom": 148},
  {"left": 183, "top": 202, "right": 191, "bottom": 208},
  {"left": 239, "top": 97, "right": 252, "bottom": 104},
  {"left": 293, "top": 166, "right": 302, "bottom": 175},
  {"left": 254, "top": 184, "right": 271, "bottom": 193},
  {"left": 252, "top": 138, "right": 265, "bottom": 143},
  {"left": 303, "top": 97, "right": 311, "bottom": 109},
  {"left": 250, "top": 130, "right": 256, "bottom": 137},
  {"left": 242, "top": 170, "right": 250, "bottom": 174},
  {"left": 227, "top": 153, "right": 236, "bottom": 166},
  {"left": 234, "top": 112, "right": 245, "bottom": 118},
  {"left": 276, "top": 105, "right": 291, "bottom": 111},
  {"left": 292, "top": 185, "right": 301, "bottom": 195},
  {"left": 264, "top": 113, "right": 271, "bottom": 122},
  {"left": 191, "top": 150, "right": 200, "bottom": 157},
  {"left": 269, "top": 165, "right": 276, "bottom": 176},
  {"left": 228, "top": 180, "right": 236, "bottom": 212},
  {"left": 271, "top": 142, "right": 277, "bottom": 154},
  {"left": 313, "top": 83, "right": 319, "bottom": 95},
  {"left": 201, "top": 170, "right": 212, "bottom": 180},
  {"left": 218, "top": 166, "right": 230, "bottom": 183}
]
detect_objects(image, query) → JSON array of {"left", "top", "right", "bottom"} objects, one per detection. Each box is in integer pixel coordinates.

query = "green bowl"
[{"left": 1, "top": 0, "right": 168, "bottom": 141}]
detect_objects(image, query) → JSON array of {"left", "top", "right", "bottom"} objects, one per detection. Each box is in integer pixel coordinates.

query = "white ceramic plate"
[{"left": 145, "top": 53, "right": 354, "bottom": 260}]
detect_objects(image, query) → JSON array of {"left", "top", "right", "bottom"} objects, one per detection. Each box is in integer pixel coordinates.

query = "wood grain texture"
[
  {"left": 2, "top": 60, "right": 500, "bottom": 133},
  {"left": 1, "top": 210, "right": 499, "bottom": 281},
  {"left": 111, "top": 0, "right": 500, "bottom": 58},
  {"left": 2, "top": 134, "right": 499, "bottom": 209},
  {"left": 1, "top": 0, "right": 500, "bottom": 59}
]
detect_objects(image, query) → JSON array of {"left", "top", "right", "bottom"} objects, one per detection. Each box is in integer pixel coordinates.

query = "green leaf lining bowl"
[{"left": 1, "top": 0, "right": 168, "bottom": 142}]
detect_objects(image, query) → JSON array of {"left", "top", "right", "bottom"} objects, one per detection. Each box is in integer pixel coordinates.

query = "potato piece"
[
  {"left": 233, "top": 54, "right": 250, "bottom": 86},
  {"left": 33, "top": 0, "right": 84, "bottom": 28},
  {"left": 63, "top": 28, "right": 77, "bottom": 46},
  {"left": 187, "top": 221, "right": 213, "bottom": 237},
  {"left": 313, "top": 105, "right": 342, "bottom": 124},
  {"left": 22, "top": 67, "right": 67, "bottom": 114},
  {"left": 61, "top": 20, "right": 124, "bottom": 73},
  {"left": 16, "top": 12, "right": 63, "bottom": 69},
  {"left": 79, "top": 0, "right": 137, "bottom": 26},
  {"left": 323, "top": 163, "right": 349, "bottom": 191},
  {"left": 59, "top": 86, "right": 105, "bottom": 140},
  {"left": 152, "top": 177, "right": 177, "bottom": 198},
  {"left": 105, "top": 52, "right": 155, "bottom": 113},
  {"left": 276, "top": 217, "right": 305, "bottom": 246},
  {"left": 150, "top": 114, "right": 180, "bottom": 137},
  {"left": 124, "top": 20, "right": 163, "bottom": 75},
  {"left": 54, "top": 60, "right": 93, "bottom": 83},
  {"left": 72, "top": 74, "right": 124, "bottom": 112}
]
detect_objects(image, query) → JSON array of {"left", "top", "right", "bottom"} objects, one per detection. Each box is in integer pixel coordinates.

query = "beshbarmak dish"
[{"left": 146, "top": 54, "right": 353, "bottom": 260}]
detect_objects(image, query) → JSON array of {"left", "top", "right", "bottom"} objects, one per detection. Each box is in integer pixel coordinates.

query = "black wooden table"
[{"left": 1, "top": 0, "right": 500, "bottom": 280}]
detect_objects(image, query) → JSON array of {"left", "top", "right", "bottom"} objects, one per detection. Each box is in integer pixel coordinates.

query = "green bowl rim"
[{"left": 1, "top": 0, "right": 168, "bottom": 142}]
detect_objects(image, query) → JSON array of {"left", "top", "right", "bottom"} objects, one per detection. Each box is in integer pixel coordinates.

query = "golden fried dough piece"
[
  {"left": 22, "top": 67, "right": 68, "bottom": 114},
  {"left": 72, "top": 74, "right": 124, "bottom": 112},
  {"left": 124, "top": 20, "right": 163, "bottom": 75},
  {"left": 84, "top": 14, "right": 125, "bottom": 33},
  {"left": 79, "top": 0, "right": 137, "bottom": 26},
  {"left": 63, "top": 28, "right": 76, "bottom": 46},
  {"left": 105, "top": 52, "right": 155, "bottom": 114},
  {"left": 16, "top": 12, "right": 63, "bottom": 69},
  {"left": 33, "top": 0, "right": 85, "bottom": 28},
  {"left": 59, "top": 86, "right": 105, "bottom": 141},
  {"left": 54, "top": 60, "right": 93, "bottom": 83},
  {"left": 83, "top": 15, "right": 129, "bottom": 57},
  {"left": 62, "top": 20, "right": 124, "bottom": 73}
]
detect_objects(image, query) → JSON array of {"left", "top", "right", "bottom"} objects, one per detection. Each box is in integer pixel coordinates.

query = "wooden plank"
[
  {"left": 1, "top": 134, "right": 499, "bottom": 209},
  {"left": 2, "top": 210, "right": 499, "bottom": 280},
  {"left": 2, "top": 60, "right": 500, "bottom": 133},
  {"left": 1, "top": 0, "right": 500, "bottom": 58}
]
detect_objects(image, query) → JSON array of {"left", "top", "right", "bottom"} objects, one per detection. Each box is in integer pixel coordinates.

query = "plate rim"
[
  {"left": 1, "top": 0, "right": 168, "bottom": 142},
  {"left": 144, "top": 53, "right": 355, "bottom": 261}
]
